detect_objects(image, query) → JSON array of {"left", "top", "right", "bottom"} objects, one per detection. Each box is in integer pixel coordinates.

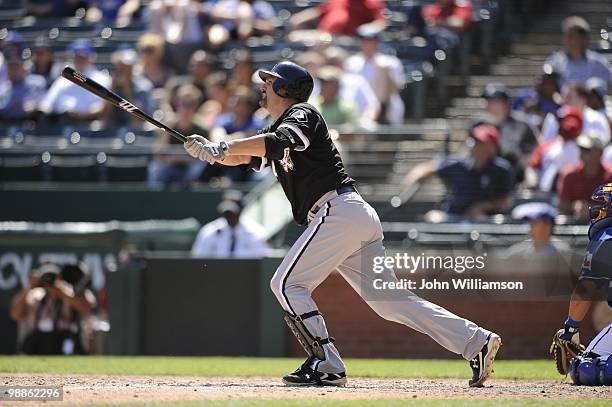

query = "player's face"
[{"left": 260, "top": 77, "right": 276, "bottom": 108}]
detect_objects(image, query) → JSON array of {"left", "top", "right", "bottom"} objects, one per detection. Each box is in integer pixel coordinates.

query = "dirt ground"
[{"left": 2, "top": 374, "right": 611, "bottom": 405}]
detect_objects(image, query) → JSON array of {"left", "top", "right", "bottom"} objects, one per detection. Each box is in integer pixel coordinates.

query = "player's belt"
[{"left": 308, "top": 185, "right": 358, "bottom": 222}]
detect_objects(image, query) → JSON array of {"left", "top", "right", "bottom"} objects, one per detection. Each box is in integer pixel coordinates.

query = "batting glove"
[
  {"left": 202, "top": 141, "right": 230, "bottom": 162},
  {"left": 184, "top": 135, "right": 215, "bottom": 164}
]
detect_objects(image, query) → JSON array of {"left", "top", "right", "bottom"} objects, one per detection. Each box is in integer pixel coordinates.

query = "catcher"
[{"left": 550, "top": 182, "right": 612, "bottom": 385}]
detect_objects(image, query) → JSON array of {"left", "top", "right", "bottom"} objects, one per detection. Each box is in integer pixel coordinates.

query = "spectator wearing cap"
[
  {"left": 148, "top": 84, "right": 209, "bottom": 188},
  {"left": 134, "top": 33, "right": 172, "bottom": 89},
  {"left": 557, "top": 132, "right": 612, "bottom": 220},
  {"left": 38, "top": 39, "right": 110, "bottom": 123},
  {"left": 544, "top": 16, "right": 611, "bottom": 89},
  {"left": 102, "top": 49, "right": 155, "bottom": 128},
  {"left": 512, "top": 69, "right": 562, "bottom": 128},
  {"left": 541, "top": 83, "right": 610, "bottom": 145},
  {"left": 0, "top": 55, "right": 46, "bottom": 123},
  {"left": 344, "top": 23, "right": 406, "bottom": 125},
  {"left": 500, "top": 202, "right": 571, "bottom": 279},
  {"left": 288, "top": 0, "right": 385, "bottom": 36},
  {"left": 482, "top": 83, "right": 538, "bottom": 182},
  {"left": 585, "top": 77, "right": 612, "bottom": 130},
  {"left": 191, "top": 197, "right": 269, "bottom": 258},
  {"left": 422, "top": 0, "right": 472, "bottom": 51},
  {"left": 529, "top": 106, "right": 583, "bottom": 192},
  {"left": 312, "top": 66, "right": 358, "bottom": 127},
  {"left": 29, "top": 37, "right": 63, "bottom": 88},
  {"left": 400, "top": 124, "right": 513, "bottom": 220}
]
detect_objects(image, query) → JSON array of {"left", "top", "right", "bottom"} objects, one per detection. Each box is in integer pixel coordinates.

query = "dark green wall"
[
  {"left": 0, "top": 186, "right": 243, "bottom": 224},
  {"left": 107, "top": 257, "right": 286, "bottom": 356}
]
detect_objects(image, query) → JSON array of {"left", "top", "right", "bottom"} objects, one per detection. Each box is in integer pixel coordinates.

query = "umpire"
[{"left": 184, "top": 61, "right": 501, "bottom": 387}]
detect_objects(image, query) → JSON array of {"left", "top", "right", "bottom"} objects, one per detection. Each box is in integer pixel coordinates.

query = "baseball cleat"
[
  {"left": 282, "top": 359, "right": 347, "bottom": 387},
  {"left": 469, "top": 333, "right": 502, "bottom": 387}
]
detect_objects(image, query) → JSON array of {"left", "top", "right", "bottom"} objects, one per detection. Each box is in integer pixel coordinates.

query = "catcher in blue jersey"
[{"left": 550, "top": 182, "right": 612, "bottom": 385}]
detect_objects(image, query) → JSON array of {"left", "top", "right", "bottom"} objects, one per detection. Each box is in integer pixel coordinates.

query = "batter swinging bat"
[{"left": 61, "top": 66, "right": 187, "bottom": 143}]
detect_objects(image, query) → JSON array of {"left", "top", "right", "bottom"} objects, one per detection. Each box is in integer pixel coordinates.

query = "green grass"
[
  {"left": 87, "top": 401, "right": 609, "bottom": 407},
  {"left": 0, "top": 356, "right": 561, "bottom": 380}
]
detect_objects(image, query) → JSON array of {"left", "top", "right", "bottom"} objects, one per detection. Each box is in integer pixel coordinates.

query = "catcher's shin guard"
[
  {"left": 570, "top": 355, "right": 612, "bottom": 385},
  {"left": 283, "top": 310, "right": 334, "bottom": 360}
]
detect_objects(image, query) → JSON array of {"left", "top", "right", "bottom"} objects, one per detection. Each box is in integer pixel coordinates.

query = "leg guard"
[
  {"left": 283, "top": 310, "right": 334, "bottom": 360},
  {"left": 570, "top": 354, "right": 611, "bottom": 385}
]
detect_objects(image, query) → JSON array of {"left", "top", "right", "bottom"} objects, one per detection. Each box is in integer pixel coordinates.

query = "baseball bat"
[{"left": 61, "top": 66, "right": 187, "bottom": 143}]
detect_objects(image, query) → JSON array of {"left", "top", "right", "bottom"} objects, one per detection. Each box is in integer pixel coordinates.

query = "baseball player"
[
  {"left": 184, "top": 61, "right": 502, "bottom": 387},
  {"left": 550, "top": 182, "right": 612, "bottom": 385}
]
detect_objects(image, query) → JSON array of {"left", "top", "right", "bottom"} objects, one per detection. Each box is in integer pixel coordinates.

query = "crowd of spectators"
[
  {"left": 1, "top": 3, "right": 611, "bottom": 224},
  {"left": 1, "top": 0, "right": 482, "bottom": 187},
  {"left": 399, "top": 15, "right": 611, "bottom": 223}
]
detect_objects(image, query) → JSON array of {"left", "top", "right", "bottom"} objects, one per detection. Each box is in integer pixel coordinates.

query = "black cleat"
[
  {"left": 282, "top": 358, "right": 347, "bottom": 387},
  {"left": 469, "top": 333, "right": 502, "bottom": 387}
]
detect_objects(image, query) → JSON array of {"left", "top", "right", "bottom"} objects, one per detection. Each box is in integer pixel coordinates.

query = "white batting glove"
[
  {"left": 202, "top": 141, "right": 230, "bottom": 162},
  {"left": 184, "top": 134, "right": 215, "bottom": 164}
]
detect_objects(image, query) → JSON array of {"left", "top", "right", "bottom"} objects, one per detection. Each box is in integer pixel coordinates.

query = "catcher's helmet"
[
  {"left": 258, "top": 61, "right": 314, "bottom": 102},
  {"left": 588, "top": 182, "right": 612, "bottom": 223}
]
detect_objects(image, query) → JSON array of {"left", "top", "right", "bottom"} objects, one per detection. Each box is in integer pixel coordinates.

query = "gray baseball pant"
[{"left": 270, "top": 191, "right": 492, "bottom": 374}]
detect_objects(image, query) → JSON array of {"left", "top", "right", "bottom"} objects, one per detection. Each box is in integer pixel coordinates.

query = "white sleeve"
[
  {"left": 38, "top": 77, "right": 62, "bottom": 113},
  {"left": 191, "top": 224, "right": 219, "bottom": 257}
]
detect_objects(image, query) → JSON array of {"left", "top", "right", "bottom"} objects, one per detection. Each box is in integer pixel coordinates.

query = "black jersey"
[{"left": 250, "top": 103, "right": 354, "bottom": 225}]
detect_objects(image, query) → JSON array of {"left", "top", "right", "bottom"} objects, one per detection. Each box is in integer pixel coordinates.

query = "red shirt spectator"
[
  {"left": 422, "top": 0, "right": 473, "bottom": 33},
  {"left": 558, "top": 161, "right": 612, "bottom": 205},
  {"left": 557, "top": 132, "right": 612, "bottom": 219},
  {"left": 319, "top": 0, "right": 384, "bottom": 35}
]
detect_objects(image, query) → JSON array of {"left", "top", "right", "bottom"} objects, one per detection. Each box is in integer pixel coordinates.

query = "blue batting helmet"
[{"left": 257, "top": 61, "right": 314, "bottom": 103}]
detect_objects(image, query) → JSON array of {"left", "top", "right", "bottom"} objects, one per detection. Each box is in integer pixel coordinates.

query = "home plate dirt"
[{"left": 3, "top": 374, "right": 611, "bottom": 405}]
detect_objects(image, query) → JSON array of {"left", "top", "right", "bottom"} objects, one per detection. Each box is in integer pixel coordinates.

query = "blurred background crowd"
[{"left": 1, "top": 0, "right": 611, "bottom": 356}]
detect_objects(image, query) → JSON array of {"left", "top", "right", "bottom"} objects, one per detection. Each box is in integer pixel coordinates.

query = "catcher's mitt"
[{"left": 549, "top": 329, "right": 585, "bottom": 375}]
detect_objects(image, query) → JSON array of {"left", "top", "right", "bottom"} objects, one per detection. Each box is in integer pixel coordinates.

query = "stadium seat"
[
  {"left": 104, "top": 155, "right": 149, "bottom": 182},
  {"left": 0, "top": 155, "right": 44, "bottom": 181},
  {"left": 49, "top": 155, "right": 100, "bottom": 182}
]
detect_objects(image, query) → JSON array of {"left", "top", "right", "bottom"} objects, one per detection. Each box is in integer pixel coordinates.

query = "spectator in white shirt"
[
  {"left": 38, "top": 39, "right": 110, "bottom": 123},
  {"left": 191, "top": 199, "right": 270, "bottom": 258},
  {"left": 540, "top": 83, "right": 610, "bottom": 145},
  {"left": 344, "top": 23, "right": 406, "bottom": 125}
]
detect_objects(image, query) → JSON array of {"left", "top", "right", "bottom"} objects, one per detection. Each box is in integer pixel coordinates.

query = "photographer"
[{"left": 9, "top": 263, "right": 96, "bottom": 355}]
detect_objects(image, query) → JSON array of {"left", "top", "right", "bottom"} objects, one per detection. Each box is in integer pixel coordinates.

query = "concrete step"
[
  {"left": 497, "top": 55, "right": 548, "bottom": 66},
  {"left": 451, "top": 97, "right": 487, "bottom": 108},
  {"left": 511, "top": 43, "right": 560, "bottom": 55},
  {"left": 490, "top": 64, "right": 546, "bottom": 76},
  {"left": 468, "top": 75, "right": 538, "bottom": 87}
]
